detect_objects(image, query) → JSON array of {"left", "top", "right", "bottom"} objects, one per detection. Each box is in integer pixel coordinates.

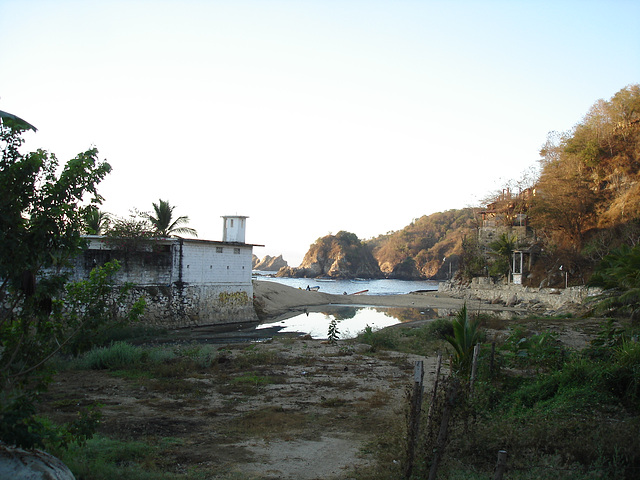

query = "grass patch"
[
  {"left": 226, "top": 406, "right": 310, "bottom": 439},
  {"left": 50, "top": 435, "right": 202, "bottom": 480},
  {"left": 320, "top": 397, "right": 351, "bottom": 407}
]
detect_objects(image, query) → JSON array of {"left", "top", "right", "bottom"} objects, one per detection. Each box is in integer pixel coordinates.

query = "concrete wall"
[
  {"left": 440, "top": 277, "right": 597, "bottom": 313},
  {"left": 68, "top": 237, "right": 258, "bottom": 328},
  {"left": 125, "top": 283, "right": 256, "bottom": 328}
]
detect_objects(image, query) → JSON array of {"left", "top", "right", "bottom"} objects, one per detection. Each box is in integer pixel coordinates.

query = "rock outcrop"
[
  {"left": 278, "top": 231, "right": 383, "bottom": 279},
  {"left": 253, "top": 254, "right": 288, "bottom": 271},
  {"left": 0, "top": 443, "right": 75, "bottom": 479}
]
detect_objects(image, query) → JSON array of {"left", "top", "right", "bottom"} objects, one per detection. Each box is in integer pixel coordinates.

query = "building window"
[
  {"left": 234, "top": 248, "right": 241, "bottom": 254},
  {"left": 230, "top": 219, "right": 234, "bottom": 227},
  {"left": 216, "top": 247, "right": 223, "bottom": 253}
]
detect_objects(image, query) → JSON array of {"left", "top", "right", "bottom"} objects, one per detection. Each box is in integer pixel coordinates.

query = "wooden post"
[
  {"left": 428, "top": 379, "right": 459, "bottom": 480},
  {"left": 469, "top": 344, "right": 480, "bottom": 395},
  {"left": 489, "top": 342, "right": 496, "bottom": 375},
  {"left": 493, "top": 450, "right": 508, "bottom": 480},
  {"left": 404, "top": 360, "right": 424, "bottom": 479},
  {"left": 425, "top": 354, "right": 443, "bottom": 434}
]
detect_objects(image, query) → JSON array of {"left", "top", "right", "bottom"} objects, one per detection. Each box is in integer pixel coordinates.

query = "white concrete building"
[{"left": 71, "top": 215, "right": 263, "bottom": 327}]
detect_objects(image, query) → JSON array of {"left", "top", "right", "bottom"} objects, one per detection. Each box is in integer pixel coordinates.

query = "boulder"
[{"left": 0, "top": 443, "right": 75, "bottom": 479}]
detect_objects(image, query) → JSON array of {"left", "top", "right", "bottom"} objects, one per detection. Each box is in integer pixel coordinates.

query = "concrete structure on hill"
[
  {"left": 69, "top": 215, "right": 263, "bottom": 328},
  {"left": 477, "top": 188, "right": 538, "bottom": 284}
]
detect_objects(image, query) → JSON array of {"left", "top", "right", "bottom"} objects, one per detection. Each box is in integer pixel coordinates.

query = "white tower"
[{"left": 222, "top": 215, "right": 248, "bottom": 243}]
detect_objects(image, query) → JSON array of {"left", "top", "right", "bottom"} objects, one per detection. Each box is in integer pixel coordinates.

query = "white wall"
[{"left": 178, "top": 241, "right": 253, "bottom": 286}]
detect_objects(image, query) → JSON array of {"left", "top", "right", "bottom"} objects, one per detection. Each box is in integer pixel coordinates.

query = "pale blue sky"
[{"left": 1, "top": 1, "right": 639, "bottom": 264}]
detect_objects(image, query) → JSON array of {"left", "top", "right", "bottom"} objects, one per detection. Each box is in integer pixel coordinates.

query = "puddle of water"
[{"left": 257, "top": 306, "right": 440, "bottom": 340}]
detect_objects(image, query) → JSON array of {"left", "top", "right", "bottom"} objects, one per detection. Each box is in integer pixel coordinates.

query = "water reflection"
[
  {"left": 257, "top": 305, "right": 524, "bottom": 340},
  {"left": 257, "top": 305, "right": 441, "bottom": 340}
]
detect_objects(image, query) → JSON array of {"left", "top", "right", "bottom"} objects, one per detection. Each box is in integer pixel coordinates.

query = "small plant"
[
  {"left": 328, "top": 318, "right": 340, "bottom": 344},
  {"left": 356, "top": 325, "right": 399, "bottom": 352},
  {"left": 445, "top": 304, "right": 482, "bottom": 375}
]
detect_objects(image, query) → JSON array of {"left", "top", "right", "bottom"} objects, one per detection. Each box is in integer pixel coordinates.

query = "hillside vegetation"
[
  {"left": 367, "top": 209, "right": 477, "bottom": 279},
  {"left": 287, "top": 84, "right": 640, "bottom": 283}
]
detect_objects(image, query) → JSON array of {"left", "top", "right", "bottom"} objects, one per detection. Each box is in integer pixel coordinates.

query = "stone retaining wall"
[
  {"left": 439, "top": 277, "right": 598, "bottom": 314},
  {"left": 125, "top": 284, "right": 257, "bottom": 328}
]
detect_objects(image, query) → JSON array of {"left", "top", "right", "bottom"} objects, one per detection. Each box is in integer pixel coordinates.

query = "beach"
[{"left": 253, "top": 279, "right": 522, "bottom": 319}]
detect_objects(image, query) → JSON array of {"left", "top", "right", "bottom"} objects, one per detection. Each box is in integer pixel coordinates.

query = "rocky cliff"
[
  {"left": 252, "top": 254, "right": 288, "bottom": 271},
  {"left": 277, "top": 231, "right": 383, "bottom": 279}
]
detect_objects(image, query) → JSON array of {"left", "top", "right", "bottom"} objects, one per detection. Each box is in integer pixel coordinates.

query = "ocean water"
[{"left": 253, "top": 274, "right": 440, "bottom": 296}]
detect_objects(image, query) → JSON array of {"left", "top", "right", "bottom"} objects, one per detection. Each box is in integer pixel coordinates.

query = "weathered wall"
[
  {"left": 439, "top": 277, "right": 597, "bottom": 314},
  {"left": 126, "top": 284, "right": 257, "bottom": 328},
  {"left": 69, "top": 248, "right": 174, "bottom": 285},
  {"left": 66, "top": 238, "right": 258, "bottom": 328}
]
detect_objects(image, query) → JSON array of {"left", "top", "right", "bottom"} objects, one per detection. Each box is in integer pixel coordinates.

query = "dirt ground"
[
  {"left": 39, "top": 282, "right": 601, "bottom": 479},
  {"left": 42, "top": 338, "right": 437, "bottom": 479}
]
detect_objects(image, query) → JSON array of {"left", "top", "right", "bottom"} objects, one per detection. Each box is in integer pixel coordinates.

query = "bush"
[
  {"left": 78, "top": 342, "right": 146, "bottom": 370},
  {"left": 52, "top": 435, "right": 189, "bottom": 480},
  {"left": 357, "top": 325, "right": 399, "bottom": 351}
]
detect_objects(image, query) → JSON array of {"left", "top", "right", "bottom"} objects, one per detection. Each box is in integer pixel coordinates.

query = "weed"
[
  {"left": 328, "top": 318, "right": 340, "bottom": 344},
  {"left": 78, "top": 342, "right": 145, "bottom": 370},
  {"left": 320, "top": 397, "right": 351, "bottom": 407},
  {"left": 356, "top": 325, "right": 399, "bottom": 352},
  {"left": 226, "top": 407, "right": 310, "bottom": 439},
  {"left": 51, "top": 435, "right": 202, "bottom": 480}
]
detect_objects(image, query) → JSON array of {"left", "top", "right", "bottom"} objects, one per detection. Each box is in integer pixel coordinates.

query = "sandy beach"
[{"left": 253, "top": 279, "right": 523, "bottom": 319}]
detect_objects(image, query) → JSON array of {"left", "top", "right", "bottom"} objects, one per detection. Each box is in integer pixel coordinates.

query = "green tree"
[
  {"left": 144, "top": 199, "right": 197, "bottom": 237},
  {"left": 104, "top": 209, "right": 155, "bottom": 253},
  {"left": 83, "top": 208, "right": 110, "bottom": 234},
  {"left": 0, "top": 112, "right": 143, "bottom": 448},
  {"left": 488, "top": 232, "right": 518, "bottom": 278},
  {"left": 587, "top": 244, "right": 640, "bottom": 323}
]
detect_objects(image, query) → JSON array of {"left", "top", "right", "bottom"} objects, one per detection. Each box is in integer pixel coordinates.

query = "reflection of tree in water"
[
  {"left": 381, "top": 307, "right": 438, "bottom": 322},
  {"left": 320, "top": 306, "right": 358, "bottom": 320}
]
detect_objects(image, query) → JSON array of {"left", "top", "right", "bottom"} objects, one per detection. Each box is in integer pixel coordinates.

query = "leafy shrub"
[
  {"left": 357, "top": 325, "right": 399, "bottom": 351},
  {"left": 502, "top": 327, "right": 568, "bottom": 372}
]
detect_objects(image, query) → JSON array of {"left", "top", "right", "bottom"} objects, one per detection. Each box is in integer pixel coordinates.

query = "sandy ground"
[
  {"left": 252, "top": 280, "right": 524, "bottom": 319},
  {"left": 44, "top": 338, "right": 436, "bottom": 479}
]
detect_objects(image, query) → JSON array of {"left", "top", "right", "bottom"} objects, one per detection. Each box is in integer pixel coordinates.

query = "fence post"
[
  {"left": 425, "top": 353, "right": 443, "bottom": 434},
  {"left": 404, "top": 360, "right": 424, "bottom": 479},
  {"left": 493, "top": 450, "right": 508, "bottom": 480},
  {"left": 489, "top": 342, "right": 496, "bottom": 375},
  {"left": 470, "top": 344, "right": 481, "bottom": 395},
  {"left": 427, "top": 379, "right": 459, "bottom": 480}
]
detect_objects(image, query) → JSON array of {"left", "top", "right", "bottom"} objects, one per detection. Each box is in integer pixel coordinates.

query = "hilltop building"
[
  {"left": 477, "top": 188, "right": 538, "bottom": 284},
  {"left": 69, "top": 215, "right": 263, "bottom": 327}
]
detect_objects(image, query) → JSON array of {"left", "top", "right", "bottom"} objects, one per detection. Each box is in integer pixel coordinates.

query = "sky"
[{"left": 1, "top": 1, "right": 639, "bottom": 265}]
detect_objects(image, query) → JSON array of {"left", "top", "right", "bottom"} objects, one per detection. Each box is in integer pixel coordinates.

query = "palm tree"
[
  {"left": 445, "top": 304, "right": 482, "bottom": 375},
  {"left": 145, "top": 199, "right": 197, "bottom": 238},
  {"left": 488, "top": 232, "right": 518, "bottom": 278},
  {"left": 84, "top": 209, "right": 110, "bottom": 235},
  {"left": 588, "top": 244, "right": 640, "bottom": 323}
]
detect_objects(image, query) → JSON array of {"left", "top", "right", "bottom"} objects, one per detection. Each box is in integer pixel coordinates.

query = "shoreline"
[{"left": 253, "top": 279, "right": 526, "bottom": 319}]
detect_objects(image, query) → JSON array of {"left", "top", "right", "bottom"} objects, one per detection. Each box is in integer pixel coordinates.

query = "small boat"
[
  {"left": 350, "top": 289, "right": 369, "bottom": 295},
  {"left": 305, "top": 286, "right": 320, "bottom": 292}
]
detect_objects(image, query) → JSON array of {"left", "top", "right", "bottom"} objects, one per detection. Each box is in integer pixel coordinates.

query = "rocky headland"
[
  {"left": 277, "top": 231, "right": 383, "bottom": 279},
  {"left": 252, "top": 254, "right": 288, "bottom": 271}
]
